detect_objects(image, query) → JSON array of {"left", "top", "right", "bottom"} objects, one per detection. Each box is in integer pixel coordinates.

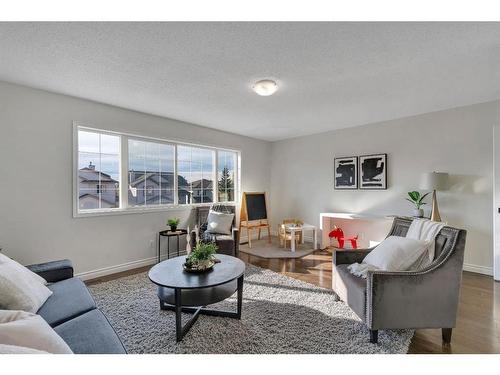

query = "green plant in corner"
[
  {"left": 185, "top": 242, "right": 218, "bottom": 270},
  {"left": 406, "top": 191, "right": 430, "bottom": 218},
  {"left": 167, "top": 218, "right": 180, "bottom": 232}
]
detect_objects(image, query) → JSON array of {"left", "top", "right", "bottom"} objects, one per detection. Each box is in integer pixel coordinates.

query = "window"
[
  {"left": 128, "top": 139, "right": 175, "bottom": 207},
  {"left": 177, "top": 146, "right": 214, "bottom": 205},
  {"left": 77, "top": 130, "right": 120, "bottom": 211},
  {"left": 75, "top": 125, "right": 239, "bottom": 215},
  {"left": 217, "top": 150, "right": 237, "bottom": 202}
]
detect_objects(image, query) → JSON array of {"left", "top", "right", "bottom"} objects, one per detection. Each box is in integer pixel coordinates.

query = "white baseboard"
[
  {"left": 77, "top": 251, "right": 189, "bottom": 281},
  {"left": 76, "top": 256, "right": 157, "bottom": 281},
  {"left": 463, "top": 263, "right": 493, "bottom": 276}
]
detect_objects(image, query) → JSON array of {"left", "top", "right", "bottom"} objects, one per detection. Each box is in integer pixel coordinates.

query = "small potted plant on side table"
[
  {"left": 183, "top": 242, "right": 219, "bottom": 273},
  {"left": 406, "top": 191, "right": 429, "bottom": 218},
  {"left": 168, "top": 218, "right": 180, "bottom": 232}
]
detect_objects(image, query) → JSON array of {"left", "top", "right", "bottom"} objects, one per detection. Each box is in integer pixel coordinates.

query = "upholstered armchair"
[
  {"left": 332, "top": 217, "right": 467, "bottom": 344},
  {"left": 189, "top": 204, "right": 239, "bottom": 257}
]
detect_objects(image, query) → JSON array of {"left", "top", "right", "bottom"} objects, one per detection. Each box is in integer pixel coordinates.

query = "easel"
[{"left": 239, "top": 192, "right": 272, "bottom": 248}]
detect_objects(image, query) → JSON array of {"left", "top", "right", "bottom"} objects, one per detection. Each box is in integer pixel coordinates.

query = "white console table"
[{"left": 319, "top": 213, "right": 394, "bottom": 249}]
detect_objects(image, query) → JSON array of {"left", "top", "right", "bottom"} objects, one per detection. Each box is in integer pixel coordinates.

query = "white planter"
[{"left": 412, "top": 208, "right": 424, "bottom": 218}]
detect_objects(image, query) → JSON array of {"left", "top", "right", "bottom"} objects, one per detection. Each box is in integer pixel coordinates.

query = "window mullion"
[
  {"left": 98, "top": 134, "right": 102, "bottom": 209},
  {"left": 214, "top": 150, "right": 218, "bottom": 203},
  {"left": 174, "top": 145, "right": 178, "bottom": 205},
  {"left": 120, "top": 136, "right": 128, "bottom": 209}
]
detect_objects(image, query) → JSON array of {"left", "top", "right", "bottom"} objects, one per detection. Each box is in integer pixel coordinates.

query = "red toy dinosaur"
[{"left": 328, "top": 226, "right": 358, "bottom": 249}]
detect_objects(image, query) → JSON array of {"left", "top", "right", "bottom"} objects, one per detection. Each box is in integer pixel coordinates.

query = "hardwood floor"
[{"left": 87, "top": 248, "right": 500, "bottom": 354}]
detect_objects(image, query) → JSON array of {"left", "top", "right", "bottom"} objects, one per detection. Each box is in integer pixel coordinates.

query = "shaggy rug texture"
[{"left": 88, "top": 264, "right": 413, "bottom": 354}]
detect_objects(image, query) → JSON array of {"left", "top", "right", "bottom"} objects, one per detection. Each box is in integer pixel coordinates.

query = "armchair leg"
[
  {"left": 369, "top": 330, "right": 378, "bottom": 344},
  {"left": 442, "top": 328, "right": 452, "bottom": 344}
]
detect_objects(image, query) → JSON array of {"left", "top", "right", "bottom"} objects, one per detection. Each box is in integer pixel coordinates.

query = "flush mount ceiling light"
[{"left": 252, "top": 79, "right": 278, "bottom": 96}]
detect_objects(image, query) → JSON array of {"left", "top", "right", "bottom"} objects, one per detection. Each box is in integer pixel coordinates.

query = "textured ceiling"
[{"left": 1, "top": 22, "right": 500, "bottom": 141}]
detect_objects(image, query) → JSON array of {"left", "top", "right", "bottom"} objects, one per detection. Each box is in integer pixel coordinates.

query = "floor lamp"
[{"left": 420, "top": 172, "right": 449, "bottom": 222}]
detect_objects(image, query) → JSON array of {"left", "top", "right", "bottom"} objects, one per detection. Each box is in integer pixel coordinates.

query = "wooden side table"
[{"left": 158, "top": 229, "right": 188, "bottom": 263}]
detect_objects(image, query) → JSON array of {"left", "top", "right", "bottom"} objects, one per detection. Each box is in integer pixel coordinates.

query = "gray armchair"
[
  {"left": 189, "top": 204, "right": 239, "bottom": 257},
  {"left": 332, "top": 217, "right": 467, "bottom": 344}
]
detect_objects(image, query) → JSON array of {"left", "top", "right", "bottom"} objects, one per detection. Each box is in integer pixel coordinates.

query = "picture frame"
[
  {"left": 334, "top": 156, "right": 358, "bottom": 189},
  {"left": 359, "top": 153, "right": 387, "bottom": 190}
]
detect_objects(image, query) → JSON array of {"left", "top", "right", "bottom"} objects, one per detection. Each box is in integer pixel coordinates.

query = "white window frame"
[{"left": 73, "top": 122, "right": 240, "bottom": 218}]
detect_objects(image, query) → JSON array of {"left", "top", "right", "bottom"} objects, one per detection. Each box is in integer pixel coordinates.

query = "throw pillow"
[
  {"left": 0, "top": 310, "right": 72, "bottom": 354},
  {"left": 363, "top": 236, "right": 430, "bottom": 271},
  {"left": 0, "top": 344, "right": 48, "bottom": 354},
  {"left": 0, "top": 253, "right": 48, "bottom": 286},
  {"left": 206, "top": 210, "right": 234, "bottom": 235},
  {"left": 0, "top": 261, "right": 53, "bottom": 313}
]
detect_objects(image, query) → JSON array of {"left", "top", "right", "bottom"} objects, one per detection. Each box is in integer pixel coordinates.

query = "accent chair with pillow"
[
  {"left": 189, "top": 204, "right": 239, "bottom": 256},
  {"left": 332, "top": 217, "right": 467, "bottom": 344}
]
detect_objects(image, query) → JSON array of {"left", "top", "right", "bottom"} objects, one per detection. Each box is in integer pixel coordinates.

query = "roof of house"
[{"left": 79, "top": 167, "right": 117, "bottom": 183}]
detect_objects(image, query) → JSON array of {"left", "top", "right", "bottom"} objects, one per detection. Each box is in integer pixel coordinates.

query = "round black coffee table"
[{"left": 148, "top": 254, "right": 245, "bottom": 342}]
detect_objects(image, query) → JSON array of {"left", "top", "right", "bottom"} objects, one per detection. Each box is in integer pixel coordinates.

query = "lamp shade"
[{"left": 420, "top": 172, "right": 449, "bottom": 191}]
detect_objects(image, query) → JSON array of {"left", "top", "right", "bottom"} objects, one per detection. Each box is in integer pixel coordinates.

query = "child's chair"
[{"left": 279, "top": 218, "right": 303, "bottom": 248}]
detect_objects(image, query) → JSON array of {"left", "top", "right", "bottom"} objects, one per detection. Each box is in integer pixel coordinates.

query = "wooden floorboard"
[{"left": 86, "top": 247, "right": 500, "bottom": 354}]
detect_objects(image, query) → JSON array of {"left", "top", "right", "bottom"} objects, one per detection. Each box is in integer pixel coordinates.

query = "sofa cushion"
[
  {"left": 332, "top": 264, "right": 367, "bottom": 321},
  {"left": 37, "top": 278, "right": 96, "bottom": 327},
  {"left": 54, "top": 309, "right": 126, "bottom": 354}
]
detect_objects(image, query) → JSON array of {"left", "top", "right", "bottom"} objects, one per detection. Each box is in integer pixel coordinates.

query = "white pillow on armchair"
[
  {"left": 348, "top": 236, "right": 430, "bottom": 278},
  {"left": 206, "top": 210, "right": 234, "bottom": 235}
]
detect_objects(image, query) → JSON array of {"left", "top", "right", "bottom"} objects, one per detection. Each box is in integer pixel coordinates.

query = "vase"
[
  {"left": 170, "top": 225, "right": 177, "bottom": 232},
  {"left": 412, "top": 208, "right": 424, "bottom": 218}
]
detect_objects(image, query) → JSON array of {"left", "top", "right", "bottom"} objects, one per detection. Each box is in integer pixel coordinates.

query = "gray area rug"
[
  {"left": 88, "top": 264, "right": 413, "bottom": 354},
  {"left": 239, "top": 237, "right": 316, "bottom": 259}
]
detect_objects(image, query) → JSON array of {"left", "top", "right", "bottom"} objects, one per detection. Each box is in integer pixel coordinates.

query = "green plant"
[
  {"left": 167, "top": 218, "right": 180, "bottom": 227},
  {"left": 186, "top": 242, "right": 218, "bottom": 266},
  {"left": 406, "top": 191, "right": 430, "bottom": 209}
]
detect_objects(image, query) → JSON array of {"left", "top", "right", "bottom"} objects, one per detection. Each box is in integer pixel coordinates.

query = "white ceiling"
[{"left": 1, "top": 22, "right": 500, "bottom": 141}]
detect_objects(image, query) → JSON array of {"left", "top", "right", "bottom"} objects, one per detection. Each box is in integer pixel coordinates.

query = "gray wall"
[
  {"left": 0, "top": 81, "right": 271, "bottom": 277},
  {"left": 270, "top": 101, "right": 500, "bottom": 275}
]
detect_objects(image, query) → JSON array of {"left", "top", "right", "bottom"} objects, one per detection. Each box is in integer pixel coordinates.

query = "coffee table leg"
[
  {"left": 237, "top": 275, "right": 244, "bottom": 319},
  {"left": 161, "top": 279, "right": 244, "bottom": 342},
  {"left": 175, "top": 288, "right": 182, "bottom": 342}
]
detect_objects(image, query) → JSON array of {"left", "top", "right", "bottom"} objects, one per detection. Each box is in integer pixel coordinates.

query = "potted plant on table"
[
  {"left": 183, "top": 242, "right": 219, "bottom": 273},
  {"left": 406, "top": 191, "right": 430, "bottom": 218},
  {"left": 167, "top": 218, "right": 180, "bottom": 232}
]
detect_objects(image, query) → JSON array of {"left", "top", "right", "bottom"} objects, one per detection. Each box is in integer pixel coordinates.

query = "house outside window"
[{"left": 77, "top": 130, "right": 120, "bottom": 211}]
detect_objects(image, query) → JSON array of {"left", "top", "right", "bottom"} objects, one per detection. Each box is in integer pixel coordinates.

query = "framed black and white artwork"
[
  {"left": 334, "top": 156, "right": 358, "bottom": 189},
  {"left": 359, "top": 153, "right": 387, "bottom": 190}
]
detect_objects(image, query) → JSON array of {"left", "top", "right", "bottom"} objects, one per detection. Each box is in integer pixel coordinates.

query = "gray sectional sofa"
[{"left": 27, "top": 259, "right": 126, "bottom": 354}]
